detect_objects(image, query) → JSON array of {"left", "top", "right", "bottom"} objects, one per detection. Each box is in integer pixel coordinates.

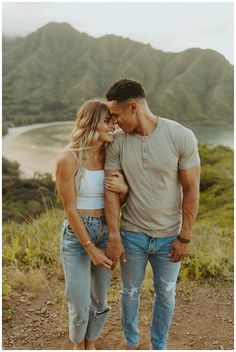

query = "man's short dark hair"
[{"left": 106, "top": 78, "right": 146, "bottom": 103}]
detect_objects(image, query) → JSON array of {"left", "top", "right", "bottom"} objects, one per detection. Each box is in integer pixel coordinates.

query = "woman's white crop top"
[{"left": 75, "top": 169, "right": 105, "bottom": 209}]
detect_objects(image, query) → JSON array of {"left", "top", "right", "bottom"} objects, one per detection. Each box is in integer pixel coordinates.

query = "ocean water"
[{"left": 3, "top": 122, "right": 234, "bottom": 178}]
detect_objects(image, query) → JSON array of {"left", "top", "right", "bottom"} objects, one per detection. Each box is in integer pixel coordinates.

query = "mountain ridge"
[{"left": 3, "top": 22, "right": 233, "bottom": 128}]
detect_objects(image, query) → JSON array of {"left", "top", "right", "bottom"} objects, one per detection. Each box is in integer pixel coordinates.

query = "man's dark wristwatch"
[{"left": 177, "top": 235, "right": 191, "bottom": 244}]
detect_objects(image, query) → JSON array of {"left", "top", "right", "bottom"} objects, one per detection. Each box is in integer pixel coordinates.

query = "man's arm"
[
  {"left": 179, "top": 165, "right": 200, "bottom": 239},
  {"left": 104, "top": 171, "right": 129, "bottom": 205},
  {"left": 169, "top": 165, "right": 200, "bottom": 262},
  {"left": 105, "top": 169, "right": 126, "bottom": 270}
]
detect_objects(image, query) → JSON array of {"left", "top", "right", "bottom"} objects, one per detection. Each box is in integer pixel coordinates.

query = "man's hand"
[
  {"left": 168, "top": 239, "right": 189, "bottom": 262},
  {"left": 105, "top": 236, "right": 126, "bottom": 270}
]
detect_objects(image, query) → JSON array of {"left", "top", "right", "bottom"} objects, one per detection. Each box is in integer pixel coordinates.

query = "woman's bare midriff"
[{"left": 77, "top": 208, "right": 105, "bottom": 217}]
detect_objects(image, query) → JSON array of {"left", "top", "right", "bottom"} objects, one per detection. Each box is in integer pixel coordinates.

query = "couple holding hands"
[{"left": 56, "top": 79, "right": 200, "bottom": 350}]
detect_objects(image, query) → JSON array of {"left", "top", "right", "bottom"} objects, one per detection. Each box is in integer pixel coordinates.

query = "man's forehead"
[
  {"left": 107, "top": 100, "right": 118, "bottom": 110},
  {"left": 107, "top": 100, "right": 119, "bottom": 112}
]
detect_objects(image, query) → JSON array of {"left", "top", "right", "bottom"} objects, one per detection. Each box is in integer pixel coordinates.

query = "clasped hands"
[
  {"left": 88, "top": 237, "right": 125, "bottom": 270},
  {"left": 105, "top": 237, "right": 126, "bottom": 271},
  {"left": 93, "top": 236, "right": 189, "bottom": 269}
]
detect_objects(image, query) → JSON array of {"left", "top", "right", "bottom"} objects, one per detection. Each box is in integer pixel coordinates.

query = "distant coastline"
[{"left": 3, "top": 121, "right": 234, "bottom": 179}]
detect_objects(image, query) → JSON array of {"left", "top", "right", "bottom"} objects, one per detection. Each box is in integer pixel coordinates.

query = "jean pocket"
[
  {"left": 67, "top": 223, "right": 74, "bottom": 232},
  {"left": 94, "top": 225, "right": 108, "bottom": 248},
  {"left": 64, "top": 223, "right": 78, "bottom": 242},
  {"left": 159, "top": 235, "right": 178, "bottom": 254},
  {"left": 61, "top": 222, "right": 67, "bottom": 237}
]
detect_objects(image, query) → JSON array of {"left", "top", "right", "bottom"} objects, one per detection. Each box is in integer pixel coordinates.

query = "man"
[{"left": 104, "top": 79, "right": 200, "bottom": 350}]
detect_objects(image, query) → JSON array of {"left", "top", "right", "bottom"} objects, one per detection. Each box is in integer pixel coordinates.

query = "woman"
[{"left": 56, "top": 99, "right": 128, "bottom": 350}]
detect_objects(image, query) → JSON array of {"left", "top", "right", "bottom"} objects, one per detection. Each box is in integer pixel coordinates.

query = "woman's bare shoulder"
[
  {"left": 56, "top": 150, "right": 78, "bottom": 174},
  {"left": 57, "top": 150, "right": 77, "bottom": 163}
]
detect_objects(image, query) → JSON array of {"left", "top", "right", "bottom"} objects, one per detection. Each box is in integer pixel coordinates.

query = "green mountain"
[{"left": 2, "top": 22, "right": 234, "bottom": 128}]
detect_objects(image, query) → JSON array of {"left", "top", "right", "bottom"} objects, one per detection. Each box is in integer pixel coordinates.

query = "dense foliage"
[
  {"left": 2, "top": 157, "right": 61, "bottom": 223},
  {"left": 198, "top": 144, "right": 233, "bottom": 228},
  {"left": 3, "top": 22, "right": 233, "bottom": 129}
]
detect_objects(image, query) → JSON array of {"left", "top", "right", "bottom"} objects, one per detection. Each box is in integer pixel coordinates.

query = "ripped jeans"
[
  {"left": 120, "top": 230, "right": 181, "bottom": 350},
  {"left": 60, "top": 217, "right": 111, "bottom": 344}
]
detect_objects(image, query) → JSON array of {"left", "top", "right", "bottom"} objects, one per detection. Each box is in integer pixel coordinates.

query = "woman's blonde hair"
[{"left": 65, "top": 99, "right": 108, "bottom": 186}]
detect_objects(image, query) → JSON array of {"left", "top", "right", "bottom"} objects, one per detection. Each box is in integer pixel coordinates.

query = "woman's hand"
[
  {"left": 86, "top": 244, "right": 113, "bottom": 269},
  {"left": 104, "top": 172, "right": 128, "bottom": 194}
]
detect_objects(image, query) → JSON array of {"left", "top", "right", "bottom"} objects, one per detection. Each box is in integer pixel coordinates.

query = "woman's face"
[{"left": 99, "top": 113, "right": 115, "bottom": 143}]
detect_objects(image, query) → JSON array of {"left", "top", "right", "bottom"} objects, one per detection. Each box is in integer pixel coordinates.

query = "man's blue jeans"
[
  {"left": 120, "top": 230, "right": 181, "bottom": 350},
  {"left": 60, "top": 216, "right": 111, "bottom": 344}
]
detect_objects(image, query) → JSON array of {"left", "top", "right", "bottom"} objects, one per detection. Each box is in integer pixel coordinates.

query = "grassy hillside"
[
  {"left": 2, "top": 144, "right": 234, "bottom": 287},
  {"left": 3, "top": 22, "right": 233, "bottom": 129}
]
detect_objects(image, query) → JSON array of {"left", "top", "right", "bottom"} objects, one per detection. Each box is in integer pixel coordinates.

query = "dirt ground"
[{"left": 2, "top": 276, "right": 233, "bottom": 350}]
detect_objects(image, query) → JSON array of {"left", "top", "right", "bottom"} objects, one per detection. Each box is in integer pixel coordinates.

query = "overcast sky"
[{"left": 2, "top": 2, "right": 234, "bottom": 64}]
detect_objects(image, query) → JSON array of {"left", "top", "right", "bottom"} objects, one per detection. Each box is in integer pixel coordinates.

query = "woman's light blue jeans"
[
  {"left": 120, "top": 230, "right": 181, "bottom": 350},
  {"left": 60, "top": 216, "right": 112, "bottom": 344}
]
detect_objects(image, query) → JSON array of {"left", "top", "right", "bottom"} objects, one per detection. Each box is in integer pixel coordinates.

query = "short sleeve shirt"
[{"left": 105, "top": 117, "right": 200, "bottom": 238}]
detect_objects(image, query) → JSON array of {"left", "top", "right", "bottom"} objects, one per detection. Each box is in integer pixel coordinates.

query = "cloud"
[{"left": 2, "top": 2, "right": 234, "bottom": 63}]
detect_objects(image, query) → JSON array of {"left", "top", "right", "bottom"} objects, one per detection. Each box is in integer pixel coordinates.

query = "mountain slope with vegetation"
[
  {"left": 3, "top": 22, "right": 233, "bottom": 129},
  {"left": 2, "top": 144, "right": 233, "bottom": 278}
]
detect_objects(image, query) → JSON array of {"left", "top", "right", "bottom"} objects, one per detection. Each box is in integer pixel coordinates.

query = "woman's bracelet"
[
  {"left": 177, "top": 235, "right": 191, "bottom": 244},
  {"left": 83, "top": 240, "right": 92, "bottom": 248}
]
